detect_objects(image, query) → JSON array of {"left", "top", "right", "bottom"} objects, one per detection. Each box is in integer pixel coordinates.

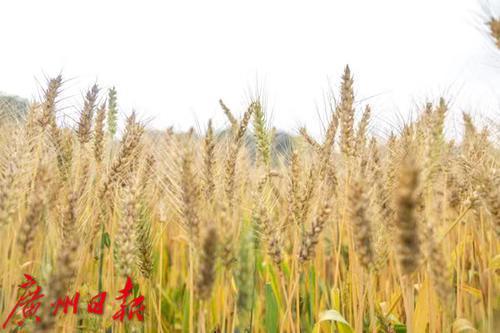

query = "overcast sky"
[{"left": 1, "top": 0, "right": 499, "bottom": 138}]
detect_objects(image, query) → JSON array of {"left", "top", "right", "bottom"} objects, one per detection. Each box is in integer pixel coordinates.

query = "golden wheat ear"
[
  {"left": 203, "top": 119, "right": 216, "bottom": 202},
  {"left": 348, "top": 174, "right": 374, "bottom": 271},
  {"left": 339, "top": 65, "right": 356, "bottom": 159},
  {"left": 93, "top": 102, "right": 106, "bottom": 164},
  {"left": 489, "top": 17, "right": 500, "bottom": 49},
  {"left": 394, "top": 154, "right": 421, "bottom": 276},
  {"left": 76, "top": 84, "right": 99, "bottom": 145},
  {"left": 196, "top": 227, "right": 218, "bottom": 300},
  {"left": 298, "top": 198, "right": 331, "bottom": 263},
  {"left": 181, "top": 146, "right": 201, "bottom": 245}
]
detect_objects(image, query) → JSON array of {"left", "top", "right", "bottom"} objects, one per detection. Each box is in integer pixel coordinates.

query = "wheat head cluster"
[{"left": 0, "top": 27, "right": 499, "bottom": 333}]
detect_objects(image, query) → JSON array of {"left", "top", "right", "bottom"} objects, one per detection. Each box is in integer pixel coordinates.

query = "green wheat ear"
[
  {"left": 107, "top": 86, "right": 118, "bottom": 137},
  {"left": 252, "top": 100, "right": 271, "bottom": 170}
]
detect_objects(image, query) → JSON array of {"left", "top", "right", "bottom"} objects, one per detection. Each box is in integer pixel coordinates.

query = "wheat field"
[{"left": 0, "top": 23, "right": 499, "bottom": 333}]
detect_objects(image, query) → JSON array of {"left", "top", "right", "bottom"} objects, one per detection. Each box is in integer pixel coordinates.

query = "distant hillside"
[
  {"left": 146, "top": 127, "right": 295, "bottom": 164},
  {"left": 0, "top": 93, "right": 29, "bottom": 121}
]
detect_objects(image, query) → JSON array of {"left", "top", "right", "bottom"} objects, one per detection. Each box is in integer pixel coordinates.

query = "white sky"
[{"left": 1, "top": 0, "right": 499, "bottom": 138}]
